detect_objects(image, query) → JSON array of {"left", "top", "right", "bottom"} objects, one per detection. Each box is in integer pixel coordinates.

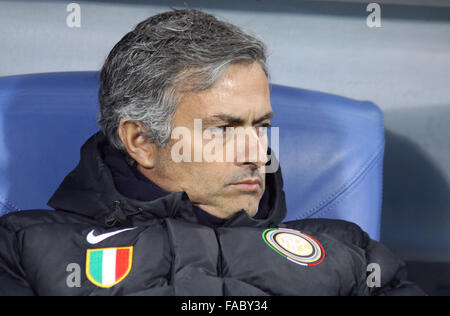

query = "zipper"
[{"left": 213, "top": 228, "right": 224, "bottom": 277}]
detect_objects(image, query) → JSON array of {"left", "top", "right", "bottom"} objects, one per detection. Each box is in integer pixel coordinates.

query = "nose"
[{"left": 233, "top": 126, "right": 269, "bottom": 167}]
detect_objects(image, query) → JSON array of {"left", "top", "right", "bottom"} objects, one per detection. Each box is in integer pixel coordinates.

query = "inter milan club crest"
[
  {"left": 262, "top": 228, "right": 325, "bottom": 267},
  {"left": 86, "top": 247, "right": 133, "bottom": 288}
]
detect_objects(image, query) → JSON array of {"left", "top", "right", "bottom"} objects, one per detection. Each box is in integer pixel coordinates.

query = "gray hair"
[{"left": 98, "top": 9, "right": 269, "bottom": 165}]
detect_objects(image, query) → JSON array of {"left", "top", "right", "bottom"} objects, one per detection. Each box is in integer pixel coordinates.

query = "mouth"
[{"left": 230, "top": 178, "right": 262, "bottom": 192}]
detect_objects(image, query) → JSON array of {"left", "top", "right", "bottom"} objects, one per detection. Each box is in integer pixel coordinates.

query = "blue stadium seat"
[{"left": 0, "top": 71, "right": 384, "bottom": 240}]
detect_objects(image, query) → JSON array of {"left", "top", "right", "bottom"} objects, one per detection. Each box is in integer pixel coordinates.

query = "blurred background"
[{"left": 0, "top": 0, "right": 449, "bottom": 295}]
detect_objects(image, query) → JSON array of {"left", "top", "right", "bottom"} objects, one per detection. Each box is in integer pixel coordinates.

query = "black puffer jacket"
[{"left": 0, "top": 132, "right": 424, "bottom": 295}]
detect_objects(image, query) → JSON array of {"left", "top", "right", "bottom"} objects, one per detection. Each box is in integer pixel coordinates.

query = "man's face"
[{"left": 150, "top": 62, "right": 273, "bottom": 219}]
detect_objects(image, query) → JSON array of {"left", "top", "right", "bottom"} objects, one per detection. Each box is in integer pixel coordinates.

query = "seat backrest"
[
  {"left": 0, "top": 72, "right": 384, "bottom": 240},
  {"left": 270, "top": 85, "right": 384, "bottom": 240}
]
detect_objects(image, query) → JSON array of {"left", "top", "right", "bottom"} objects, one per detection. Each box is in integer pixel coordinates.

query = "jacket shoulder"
[
  {"left": 0, "top": 209, "right": 89, "bottom": 232},
  {"left": 283, "top": 218, "right": 369, "bottom": 248}
]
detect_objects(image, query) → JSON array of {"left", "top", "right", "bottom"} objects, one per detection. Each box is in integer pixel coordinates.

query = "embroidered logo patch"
[
  {"left": 262, "top": 228, "right": 325, "bottom": 266},
  {"left": 86, "top": 246, "right": 133, "bottom": 288}
]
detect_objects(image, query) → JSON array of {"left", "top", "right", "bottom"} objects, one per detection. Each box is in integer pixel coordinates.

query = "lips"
[{"left": 231, "top": 178, "right": 261, "bottom": 192}]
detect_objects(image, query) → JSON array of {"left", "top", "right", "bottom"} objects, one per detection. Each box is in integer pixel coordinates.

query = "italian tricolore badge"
[{"left": 86, "top": 246, "right": 133, "bottom": 288}]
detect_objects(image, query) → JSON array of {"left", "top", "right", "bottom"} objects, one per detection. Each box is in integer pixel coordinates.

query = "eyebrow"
[{"left": 204, "top": 111, "right": 274, "bottom": 126}]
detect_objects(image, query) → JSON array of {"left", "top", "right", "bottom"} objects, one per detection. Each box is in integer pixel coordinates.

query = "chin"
[
  {"left": 242, "top": 194, "right": 263, "bottom": 215},
  {"left": 236, "top": 200, "right": 259, "bottom": 217}
]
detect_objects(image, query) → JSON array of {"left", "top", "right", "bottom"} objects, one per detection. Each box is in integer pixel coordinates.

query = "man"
[{"left": 0, "top": 9, "right": 424, "bottom": 295}]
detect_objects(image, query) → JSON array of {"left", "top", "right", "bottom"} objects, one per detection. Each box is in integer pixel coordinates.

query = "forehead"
[{"left": 174, "top": 63, "right": 272, "bottom": 125}]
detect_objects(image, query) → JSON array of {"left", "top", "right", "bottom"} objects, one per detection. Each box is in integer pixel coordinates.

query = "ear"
[{"left": 118, "top": 119, "right": 156, "bottom": 169}]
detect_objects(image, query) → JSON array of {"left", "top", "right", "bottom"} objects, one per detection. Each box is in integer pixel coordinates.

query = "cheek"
[
  {"left": 190, "top": 163, "right": 230, "bottom": 187},
  {"left": 179, "top": 164, "right": 231, "bottom": 205},
  {"left": 163, "top": 156, "right": 229, "bottom": 192},
  {"left": 161, "top": 137, "right": 235, "bottom": 192}
]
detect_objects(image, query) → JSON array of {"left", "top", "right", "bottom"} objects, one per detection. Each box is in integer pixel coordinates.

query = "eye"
[
  {"left": 207, "top": 125, "right": 230, "bottom": 133},
  {"left": 256, "top": 123, "right": 272, "bottom": 132}
]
